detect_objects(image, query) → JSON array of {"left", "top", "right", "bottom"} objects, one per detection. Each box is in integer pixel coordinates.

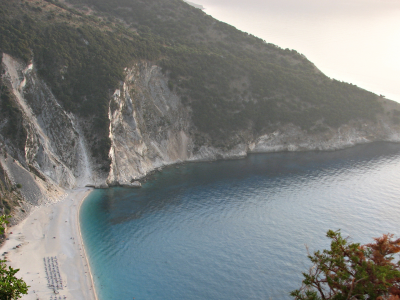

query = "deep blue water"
[{"left": 80, "top": 142, "right": 400, "bottom": 300}]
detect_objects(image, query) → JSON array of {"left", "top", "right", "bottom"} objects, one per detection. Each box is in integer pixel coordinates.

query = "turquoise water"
[{"left": 80, "top": 143, "right": 400, "bottom": 299}]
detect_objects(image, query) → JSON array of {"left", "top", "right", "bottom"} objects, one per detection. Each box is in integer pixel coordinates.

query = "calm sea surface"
[
  {"left": 191, "top": 0, "right": 400, "bottom": 103},
  {"left": 81, "top": 142, "right": 400, "bottom": 300}
]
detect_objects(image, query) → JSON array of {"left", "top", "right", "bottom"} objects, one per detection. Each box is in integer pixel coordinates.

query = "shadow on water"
[
  {"left": 81, "top": 142, "right": 400, "bottom": 300},
  {"left": 98, "top": 142, "right": 400, "bottom": 225}
]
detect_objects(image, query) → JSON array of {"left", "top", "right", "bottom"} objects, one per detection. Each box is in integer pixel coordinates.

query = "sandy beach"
[{"left": 0, "top": 188, "right": 97, "bottom": 300}]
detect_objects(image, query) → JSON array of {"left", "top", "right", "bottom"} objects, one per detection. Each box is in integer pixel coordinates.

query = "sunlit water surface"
[{"left": 81, "top": 142, "right": 400, "bottom": 300}]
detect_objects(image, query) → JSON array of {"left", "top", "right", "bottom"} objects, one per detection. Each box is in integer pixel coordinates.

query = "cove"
[{"left": 80, "top": 142, "right": 400, "bottom": 300}]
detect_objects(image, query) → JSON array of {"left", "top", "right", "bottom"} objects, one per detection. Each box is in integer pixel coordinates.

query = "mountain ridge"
[{"left": 1, "top": 0, "right": 400, "bottom": 221}]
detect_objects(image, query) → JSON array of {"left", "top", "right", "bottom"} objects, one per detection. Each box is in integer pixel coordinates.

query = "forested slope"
[{"left": 0, "top": 0, "right": 389, "bottom": 166}]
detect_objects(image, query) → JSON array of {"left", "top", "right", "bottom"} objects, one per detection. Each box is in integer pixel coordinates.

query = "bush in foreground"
[
  {"left": 0, "top": 215, "right": 28, "bottom": 299},
  {"left": 291, "top": 230, "right": 400, "bottom": 300}
]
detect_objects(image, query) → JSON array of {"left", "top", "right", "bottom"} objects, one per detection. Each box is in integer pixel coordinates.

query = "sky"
[{"left": 191, "top": 0, "right": 400, "bottom": 102}]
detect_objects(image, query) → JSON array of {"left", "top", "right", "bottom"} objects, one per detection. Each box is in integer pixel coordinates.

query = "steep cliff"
[
  {"left": 0, "top": 54, "right": 105, "bottom": 217},
  {"left": 107, "top": 60, "right": 400, "bottom": 185},
  {"left": 107, "top": 62, "right": 193, "bottom": 184},
  {"left": 1, "top": 0, "right": 400, "bottom": 221},
  {"left": 1, "top": 53, "right": 400, "bottom": 217}
]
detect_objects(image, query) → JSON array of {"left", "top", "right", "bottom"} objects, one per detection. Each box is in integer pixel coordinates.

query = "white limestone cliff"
[
  {"left": 107, "top": 61, "right": 400, "bottom": 186},
  {"left": 0, "top": 54, "right": 97, "bottom": 207},
  {"left": 1, "top": 54, "right": 400, "bottom": 212}
]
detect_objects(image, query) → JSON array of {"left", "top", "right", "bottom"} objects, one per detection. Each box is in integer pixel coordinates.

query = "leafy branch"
[{"left": 291, "top": 230, "right": 400, "bottom": 300}]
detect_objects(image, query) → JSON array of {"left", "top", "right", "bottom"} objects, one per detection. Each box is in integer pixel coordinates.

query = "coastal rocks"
[
  {"left": 121, "top": 181, "right": 141, "bottom": 188},
  {"left": 105, "top": 61, "right": 400, "bottom": 186},
  {"left": 95, "top": 183, "right": 109, "bottom": 189},
  {"left": 2, "top": 53, "right": 400, "bottom": 214},
  {"left": 107, "top": 61, "right": 194, "bottom": 184},
  {"left": 251, "top": 119, "right": 400, "bottom": 153},
  {"left": 189, "top": 143, "right": 248, "bottom": 162},
  {"left": 106, "top": 61, "right": 253, "bottom": 184}
]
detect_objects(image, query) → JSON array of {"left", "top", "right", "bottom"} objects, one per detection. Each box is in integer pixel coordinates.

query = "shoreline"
[
  {"left": 0, "top": 188, "right": 98, "bottom": 300},
  {"left": 133, "top": 141, "right": 400, "bottom": 185},
  {"left": 77, "top": 188, "right": 98, "bottom": 300},
  {"left": 1, "top": 142, "right": 400, "bottom": 299}
]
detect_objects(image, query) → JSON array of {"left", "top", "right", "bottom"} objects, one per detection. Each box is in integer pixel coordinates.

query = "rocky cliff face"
[
  {"left": 0, "top": 54, "right": 100, "bottom": 213},
  {"left": 1, "top": 54, "right": 400, "bottom": 214},
  {"left": 107, "top": 61, "right": 400, "bottom": 186},
  {"left": 107, "top": 62, "right": 194, "bottom": 185}
]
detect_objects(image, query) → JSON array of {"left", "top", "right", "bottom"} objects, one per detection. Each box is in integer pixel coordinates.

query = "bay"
[
  {"left": 191, "top": 0, "right": 400, "bottom": 103},
  {"left": 81, "top": 142, "right": 400, "bottom": 300}
]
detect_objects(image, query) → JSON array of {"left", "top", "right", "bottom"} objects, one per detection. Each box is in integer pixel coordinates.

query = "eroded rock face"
[
  {"left": 107, "top": 62, "right": 194, "bottom": 184},
  {"left": 2, "top": 53, "right": 400, "bottom": 211},
  {"left": 251, "top": 121, "right": 400, "bottom": 153},
  {"left": 0, "top": 54, "right": 97, "bottom": 206},
  {"left": 107, "top": 62, "right": 400, "bottom": 186}
]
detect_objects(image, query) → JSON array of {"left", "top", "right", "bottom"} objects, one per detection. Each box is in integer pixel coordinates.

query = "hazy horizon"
[{"left": 191, "top": 0, "right": 400, "bottom": 102}]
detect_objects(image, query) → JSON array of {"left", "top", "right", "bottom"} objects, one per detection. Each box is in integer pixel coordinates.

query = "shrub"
[{"left": 291, "top": 230, "right": 400, "bottom": 300}]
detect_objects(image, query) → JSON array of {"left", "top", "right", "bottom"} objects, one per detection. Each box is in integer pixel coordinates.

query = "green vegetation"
[
  {"left": 0, "top": 215, "right": 29, "bottom": 299},
  {"left": 0, "top": 0, "right": 383, "bottom": 161},
  {"left": 0, "top": 215, "right": 9, "bottom": 235},
  {"left": 76, "top": 0, "right": 382, "bottom": 138},
  {"left": 0, "top": 165, "right": 21, "bottom": 215},
  {"left": 292, "top": 230, "right": 400, "bottom": 300},
  {"left": 0, "top": 84, "right": 27, "bottom": 153}
]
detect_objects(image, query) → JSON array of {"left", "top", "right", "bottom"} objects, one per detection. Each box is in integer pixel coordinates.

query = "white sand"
[{"left": 0, "top": 188, "right": 98, "bottom": 300}]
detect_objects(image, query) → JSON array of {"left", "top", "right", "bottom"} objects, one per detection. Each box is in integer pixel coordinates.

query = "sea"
[
  {"left": 80, "top": 142, "right": 400, "bottom": 300},
  {"left": 191, "top": 0, "right": 400, "bottom": 103},
  {"left": 80, "top": 2, "right": 400, "bottom": 298}
]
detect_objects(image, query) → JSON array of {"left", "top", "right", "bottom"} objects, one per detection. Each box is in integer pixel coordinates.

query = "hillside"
[
  {"left": 0, "top": 0, "right": 387, "bottom": 139},
  {"left": 1, "top": 0, "right": 400, "bottom": 216}
]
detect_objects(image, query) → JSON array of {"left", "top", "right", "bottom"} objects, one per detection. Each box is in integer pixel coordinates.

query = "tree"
[
  {"left": 0, "top": 215, "right": 29, "bottom": 299},
  {"left": 291, "top": 230, "right": 400, "bottom": 300},
  {"left": 0, "top": 215, "right": 9, "bottom": 235}
]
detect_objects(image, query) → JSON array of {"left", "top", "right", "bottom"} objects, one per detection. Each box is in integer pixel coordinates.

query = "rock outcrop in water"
[{"left": 1, "top": 53, "right": 400, "bottom": 219}]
